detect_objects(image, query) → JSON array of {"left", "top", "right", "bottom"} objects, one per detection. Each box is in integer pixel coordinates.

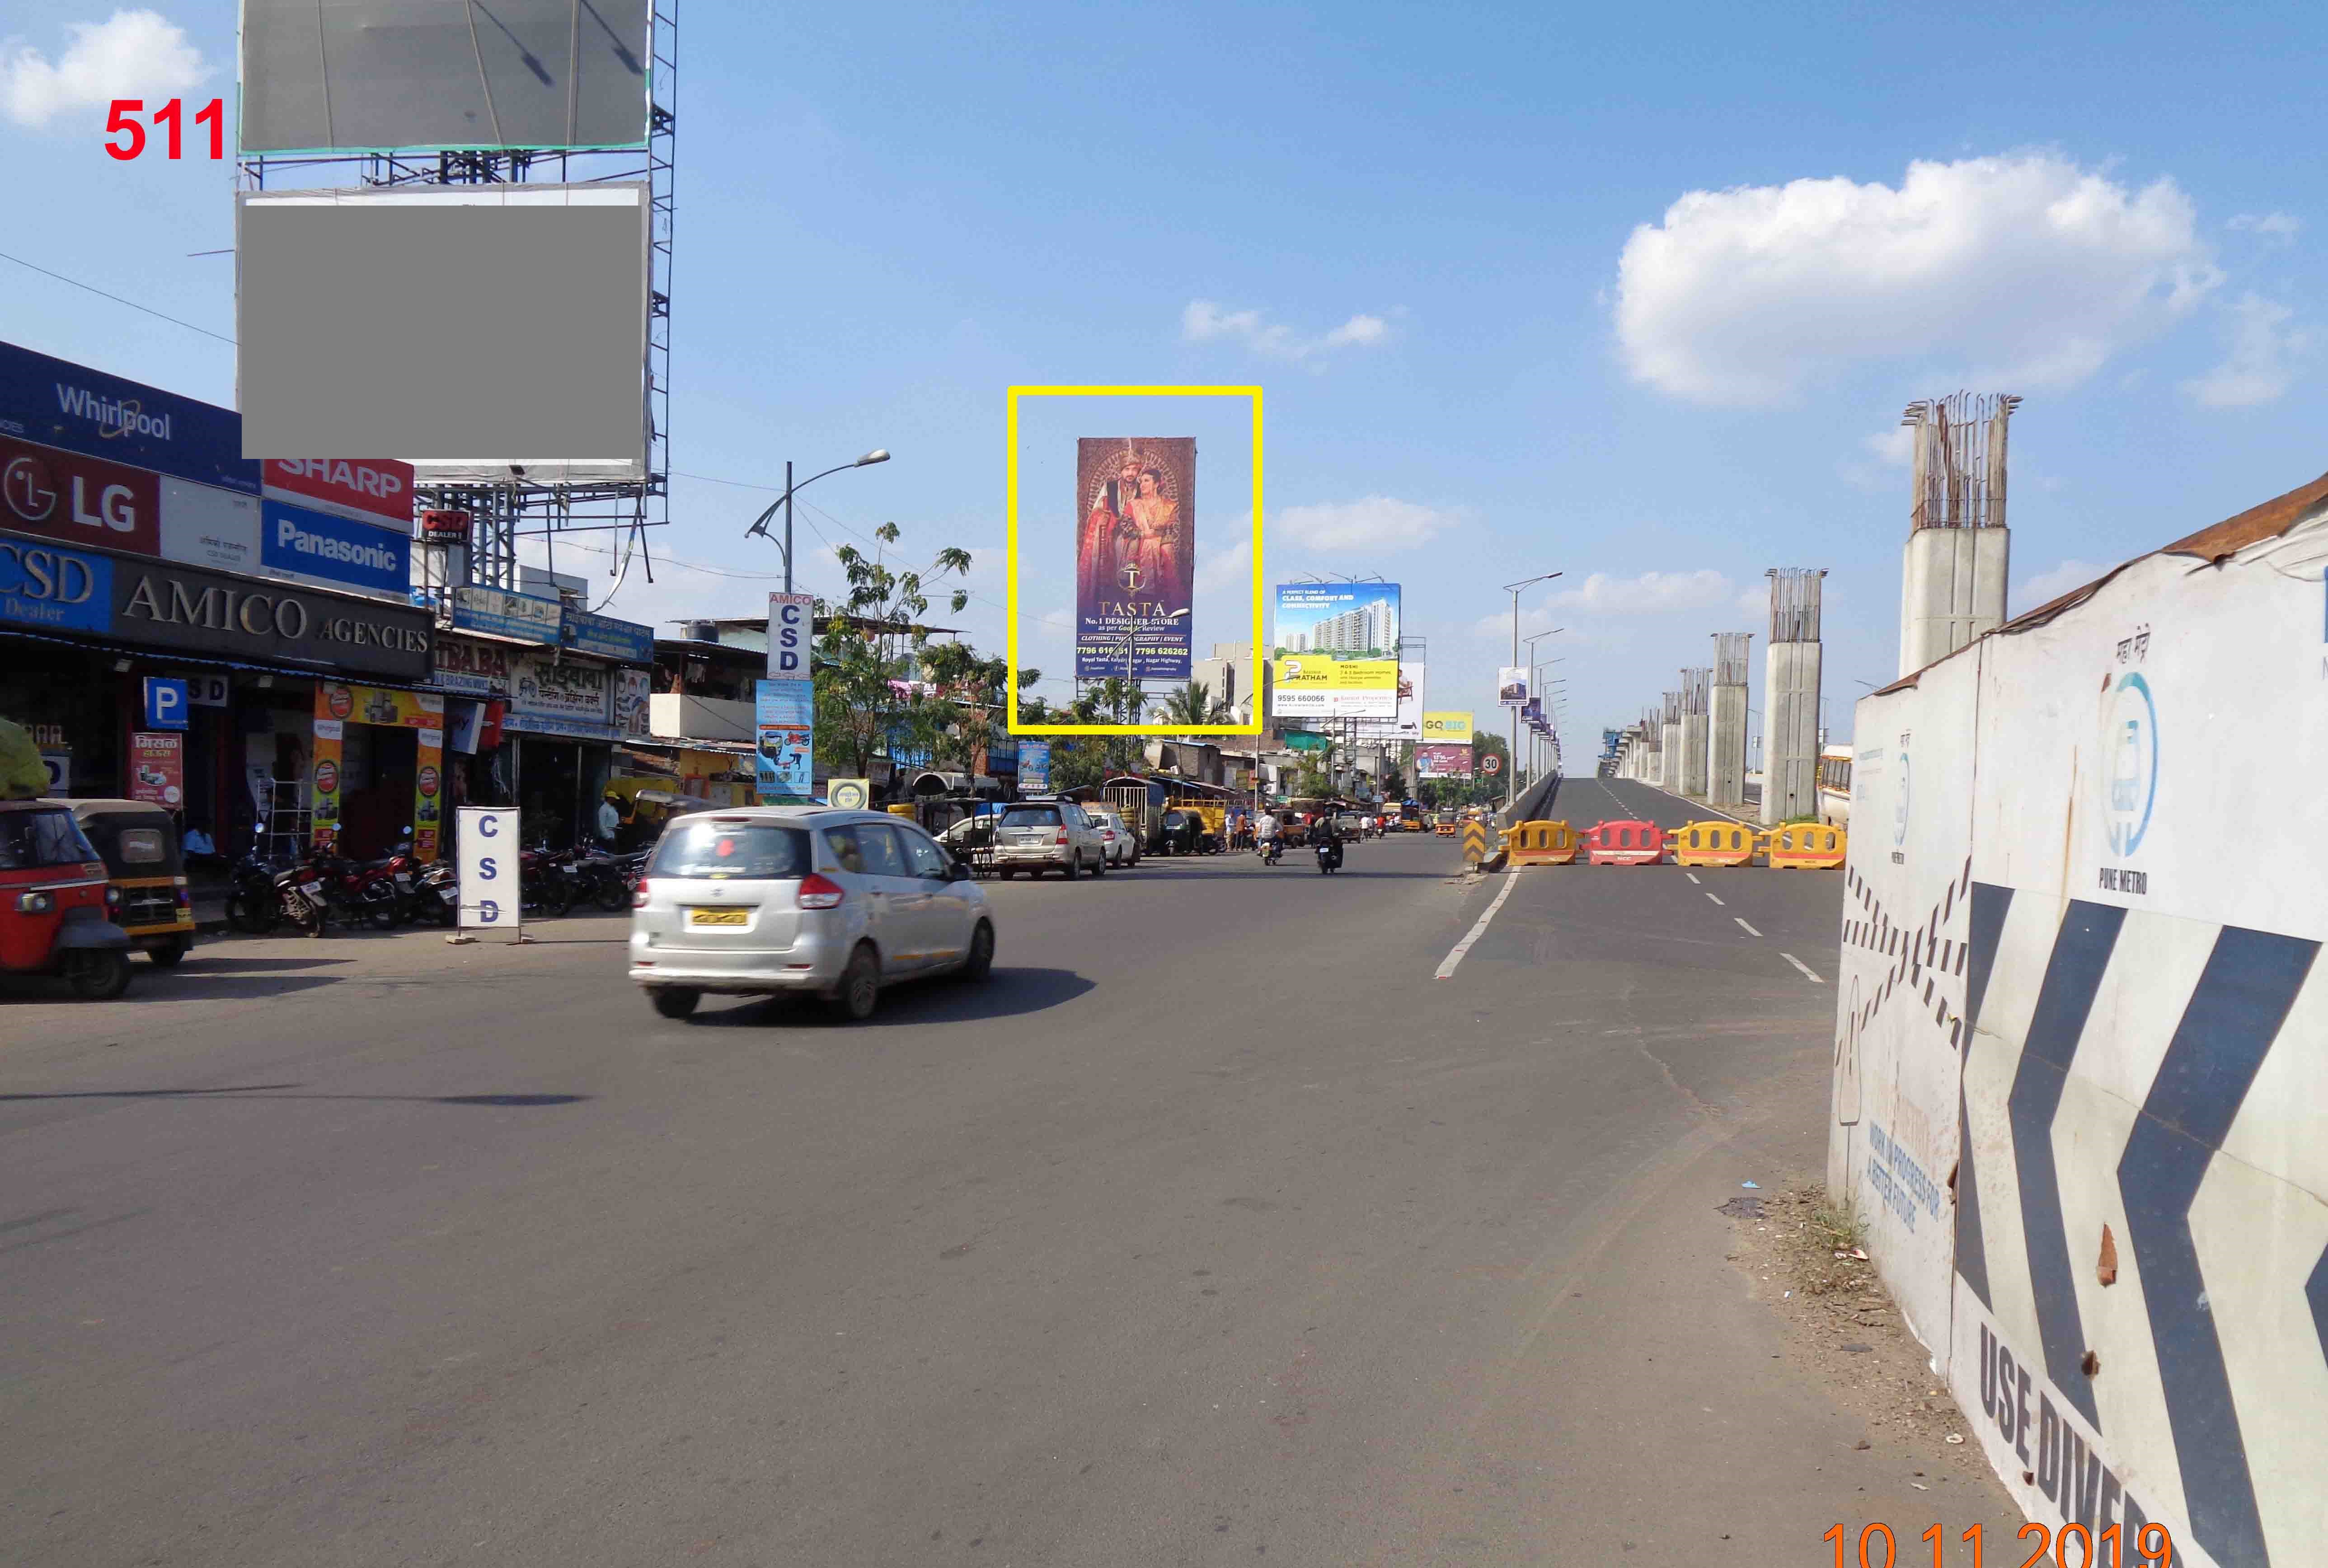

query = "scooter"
[
  {"left": 1314, "top": 837, "right": 1343, "bottom": 874},
  {"left": 1261, "top": 836, "right": 1283, "bottom": 866}
]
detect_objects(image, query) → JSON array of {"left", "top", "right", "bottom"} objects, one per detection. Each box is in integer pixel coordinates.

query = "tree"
[
  {"left": 1155, "top": 679, "right": 1220, "bottom": 728},
  {"left": 812, "top": 523, "right": 973, "bottom": 777}
]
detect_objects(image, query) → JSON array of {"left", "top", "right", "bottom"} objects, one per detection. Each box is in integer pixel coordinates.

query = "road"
[{"left": 1, "top": 779, "right": 2012, "bottom": 1565}]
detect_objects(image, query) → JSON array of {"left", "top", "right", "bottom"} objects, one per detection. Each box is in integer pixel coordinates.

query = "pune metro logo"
[{"left": 2102, "top": 671, "right": 2159, "bottom": 857}]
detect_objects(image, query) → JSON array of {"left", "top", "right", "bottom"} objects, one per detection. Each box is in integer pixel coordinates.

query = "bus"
[{"left": 1816, "top": 744, "right": 1853, "bottom": 827}]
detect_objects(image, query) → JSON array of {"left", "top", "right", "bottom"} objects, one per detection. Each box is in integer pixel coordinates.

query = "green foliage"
[{"left": 811, "top": 522, "right": 973, "bottom": 776}]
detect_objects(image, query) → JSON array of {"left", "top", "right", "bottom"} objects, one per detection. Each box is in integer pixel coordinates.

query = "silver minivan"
[
  {"left": 629, "top": 807, "right": 995, "bottom": 1021},
  {"left": 988, "top": 799, "right": 1107, "bottom": 879}
]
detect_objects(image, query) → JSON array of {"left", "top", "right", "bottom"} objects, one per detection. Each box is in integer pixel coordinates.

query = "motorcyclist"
[
  {"left": 1257, "top": 810, "right": 1282, "bottom": 864},
  {"left": 1314, "top": 812, "right": 1345, "bottom": 870}
]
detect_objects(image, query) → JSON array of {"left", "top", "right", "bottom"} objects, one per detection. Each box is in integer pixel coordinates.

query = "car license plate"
[{"left": 688, "top": 908, "right": 749, "bottom": 927}]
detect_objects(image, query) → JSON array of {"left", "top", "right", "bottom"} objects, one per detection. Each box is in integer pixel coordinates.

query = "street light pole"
[
  {"left": 1501, "top": 592, "right": 1560, "bottom": 811},
  {"left": 743, "top": 448, "right": 892, "bottom": 593}
]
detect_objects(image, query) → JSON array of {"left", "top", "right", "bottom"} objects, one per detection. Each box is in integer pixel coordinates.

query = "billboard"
[
  {"left": 1271, "top": 583, "right": 1400, "bottom": 718},
  {"left": 1075, "top": 437, "right": 1193, "bottom": 681},
  {"left": 754, "top": 680, "right": 814, "bottom": 804},
  {"left": 765, "top": 592, "right": 815, "bottom": 681},
  {"left": 1416, "top": 743, "right": 1473, "bottom": 779},
  {"left": 237, "top": 185, "right": 650, "bottom": 480},
  {"left": 240, "top": 0, "right": 653, "bottom": 155},
  {"left": 1355, "top": 661, "right": 1425, "bottom": 739},
  {"left": 259, "top": 497, "right": 412, "bottom": 599},
  {"left": 262, "top": 458, "right": 413, "bottom": 525},
  {"left": 1498, "top": 667, "right": 1530, "bottom": 706},
  {"left": 1018, "top": 740, "right": 1051, "bottom": 795},
  {"left": 0, "top": 431, "right": 162, "bottom": 557},
  {"left": 1421, "top": 710, "right": 1474, "bottom": 744}
]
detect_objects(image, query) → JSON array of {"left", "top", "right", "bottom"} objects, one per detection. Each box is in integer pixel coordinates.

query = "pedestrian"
[{"left": 597, "top": 789, "right": 626, "bottom": 850}]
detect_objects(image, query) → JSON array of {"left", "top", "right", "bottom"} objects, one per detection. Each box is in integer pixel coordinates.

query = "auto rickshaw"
[
  {"left": 65, "top": 799, "right": 195, "bottom": 965},
  {"left": 0, "top": 797, "right": 134, "bottom": 999}
]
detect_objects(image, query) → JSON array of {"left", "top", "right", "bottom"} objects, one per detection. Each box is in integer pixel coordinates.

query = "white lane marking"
[
  {"left": 1704, "top": 892, "right": 1725, "bottom": 906},
  {"left": 1733, "top": 916, "right": 1763, "bottom": 937},
  {"left": 1781, "top": 952, "right": 1825, "bottom": 984},
  {"left": 1437, "top": 873, "right": 1523, "bottom": 979},
  {"left": 1685, "top": 873, "right": 1701, "bottom": 885}
]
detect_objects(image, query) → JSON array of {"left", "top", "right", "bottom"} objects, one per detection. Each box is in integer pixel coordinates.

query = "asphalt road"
[{"left": 2, "top": 783, "right": 2012, "bottom": 1565}]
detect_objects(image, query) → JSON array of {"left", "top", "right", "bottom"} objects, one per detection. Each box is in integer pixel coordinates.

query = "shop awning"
[{"left": 0, "top": 625, "right": 458, "bottom": 697}]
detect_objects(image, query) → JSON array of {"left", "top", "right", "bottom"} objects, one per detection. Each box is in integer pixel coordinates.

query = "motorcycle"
[
  {"left": 317, "top": 852, "right": 404, "bottom": 930},
  {"left": 521, "top": 845, "right": 578, "bottom": 917},
  {"left": 1261, "top": 836, "right": 1283, "bottom": 866},
  {"left": 272, "top": 856, "right": 332, "bottom": 936},
  {"left": 413, "top": 858, "right": 460, "bottom": 926},
  {"left": 1314, "top": 836, "right": 1344, "bottom": 875},
  {"left": 225, "top": 845, "right": 285, "bottom": 934},
  {"left": 570, "top": 846, "right": 638, "bottom": 913}
]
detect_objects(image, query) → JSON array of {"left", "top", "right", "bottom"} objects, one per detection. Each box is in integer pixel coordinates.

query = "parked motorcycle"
[
  {"left": 225, "top": 846, "right": 285, "bottom": 934},
  {"left": 413, "top": 859, "right": 460, "bottom": 926},
  {"left": 521, "top": 845, "right": 577, "bottom": 918},
  {"left": 570, "top": 847, "right": 638, "bottom": 913},
  {"left": 272, "top": 857, "right": 332, "bottom": 936}
]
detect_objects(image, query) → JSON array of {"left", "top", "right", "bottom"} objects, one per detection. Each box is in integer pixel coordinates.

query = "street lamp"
[
  {"left": 743, "top": 449, "right": 892, "bottom": 594},
  {"left": 1502, "top": 575, "right": 1562, "bottom": 810}
]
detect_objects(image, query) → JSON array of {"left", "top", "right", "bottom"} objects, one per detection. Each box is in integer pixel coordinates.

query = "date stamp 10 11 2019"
[{"left": 1823, "top": 1522, "right": 2175, "bottom": 1568}]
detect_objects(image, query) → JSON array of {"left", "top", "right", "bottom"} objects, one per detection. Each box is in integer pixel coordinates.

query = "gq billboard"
[
  {"left": 1421, "top": 711, "right": 1474, "bottom": 744},
  {"left": 1272, "top": 582, "right": 1400, "bottom": 718},
  {"left": 1075, "top": 437, "right": 1193, "bottom": 681}
]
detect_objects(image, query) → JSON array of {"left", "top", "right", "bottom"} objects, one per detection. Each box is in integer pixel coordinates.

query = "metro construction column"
[
  {"left": 1679, "top": 668, "right": 1709, "bottom": 798},
  {"left": 1762, "top": 569, "right": 1825, "bottom": 824},
  {"left": 1708, "top": 632, "right": 1750, "bottom": 809},
  {"left": 1659, "top": 692, "right": 1682, "bottom": 792}
]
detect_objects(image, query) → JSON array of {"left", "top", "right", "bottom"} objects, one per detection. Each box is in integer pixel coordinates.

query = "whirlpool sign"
[{"left": 259, "top": 498, "right": 411, "bottom": 598}]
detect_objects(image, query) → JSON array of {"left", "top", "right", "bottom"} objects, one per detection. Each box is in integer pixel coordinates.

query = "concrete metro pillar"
[
  {"left": 1679, "top": 668, "right": 1710, "bottom": 799},
  {"left": 1708, "top": 683, "right": 1747, "bottom": 806},
  {"left": 1660, "top": 724, "right": 1681, "bottom": 789},
  {"left": 1899, "top": 525, "right": 2008, "bottom": 677},
  {"left": 1762, "top": 637, "right": 1821, "bottom": 823}
]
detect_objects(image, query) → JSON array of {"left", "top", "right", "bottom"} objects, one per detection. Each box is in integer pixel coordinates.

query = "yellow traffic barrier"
[
  {"left": 1506, "top": 819, "right": 1578, "bottom": 866},
  {"left": 1671, "top": 820, "right": 1756, "bottom": 867},
  {"left": 1764, "top": 822, "right": 1846, "bottom": 870},
  {"left": 1460, "top": 819, "right": 1491, "bottom": 865}
]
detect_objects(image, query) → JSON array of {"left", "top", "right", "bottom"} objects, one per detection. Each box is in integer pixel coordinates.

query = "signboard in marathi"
[
  {"left": 615, "top": 668, "right": 652, "bottom": 736},
  {"left": 432, "top": 634, "right": 516, "bottom": 695},
  {"left": 129, "top": 731, "right": 184, "bottom": 807},
  {"left": 510, "top": 652, "right": 614, "bottom": 739},
  {"left": 451, "top": 584, "right": 562, "bottom": 643},
  {"left": 1075, "top": 436, "right": 1193, "bottom": 681},
  {"left": 1271, "top": 583, "right": 1400, "bottom": 718}
]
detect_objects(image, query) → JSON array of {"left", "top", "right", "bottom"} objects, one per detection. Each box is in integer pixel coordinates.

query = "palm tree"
[{"left": 1156, "top": 679, "right": 1215, "bottom": 728}]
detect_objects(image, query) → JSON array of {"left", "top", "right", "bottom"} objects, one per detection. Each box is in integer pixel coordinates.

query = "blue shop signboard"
[
  {"left": 0, "top": 339, "right": 258, "bottom": 496},
  {"left": 0, "top": 533, "right": 114, "bottom": 633},
  {"left": 451, "top": 585, "right": 562, "bottom": 643},
  {"left": 563, "top": 608, "right": 653, "bottom": 664},
  {"left": 259, "top": 497, "right": 412, "bottom": 599}
]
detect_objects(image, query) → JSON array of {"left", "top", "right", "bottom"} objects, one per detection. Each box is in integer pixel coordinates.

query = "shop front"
[
  {"left": 308, "top": 683, "right": 446, "bottom": 861},
  {"left": 509, "top": 650, "right": 620, "bottom": 848}
]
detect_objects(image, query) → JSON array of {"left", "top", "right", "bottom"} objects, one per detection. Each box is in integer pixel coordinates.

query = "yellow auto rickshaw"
[{"left": 64, "top": 799, "right": 195, "bottom": 965}]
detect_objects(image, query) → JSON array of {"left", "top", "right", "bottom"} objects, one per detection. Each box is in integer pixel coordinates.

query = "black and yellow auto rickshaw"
[{"left": 65, "top": 799, "right": 195, "bottom": 965}]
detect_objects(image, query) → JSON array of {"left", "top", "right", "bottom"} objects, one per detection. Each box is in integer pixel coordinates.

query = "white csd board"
[{"left": 456, "top": 807, "right": 520, "bottom": 934}]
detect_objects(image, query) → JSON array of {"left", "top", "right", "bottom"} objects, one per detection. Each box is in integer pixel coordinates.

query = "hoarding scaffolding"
[{"left": 237, "top": 2, "right": 680, "bottom": 610}]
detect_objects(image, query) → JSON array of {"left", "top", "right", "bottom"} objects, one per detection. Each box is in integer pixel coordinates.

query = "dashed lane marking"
[
  {"left": 1685, "top": 873, "right": 1701, "bottom": 885},
  {"left": 1780, "top": 951, "right": 1823, "bottom": 983},
  {"left": 1733, "top": 916, "right": 1763, "bottom": 937},
  {"left": 1705, "top": 892, "right": 1725, "bottom": 906},
  {"left": 1436, "top": 873, "right": 1523, "bottom": 980}
]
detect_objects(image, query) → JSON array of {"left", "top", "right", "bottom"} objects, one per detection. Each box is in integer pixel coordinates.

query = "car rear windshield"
[
  {"left": 649, "top": 820, "right": 811, "bottom": 880},
  {"left": 998, "top": 806, "right": 1060, "bottom": 828},
  {"left": 0, "top": 808, "right": 101, "bottom": 871}
]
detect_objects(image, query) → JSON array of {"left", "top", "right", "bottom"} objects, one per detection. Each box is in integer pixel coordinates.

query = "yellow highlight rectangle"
[{"left": 1005, "top": 385, "right": 1264, "bottom": 736}]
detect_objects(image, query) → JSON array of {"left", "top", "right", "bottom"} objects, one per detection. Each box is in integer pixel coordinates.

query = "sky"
[{"left": 5, "top": 1, "right": 2325, "bottom": 761}]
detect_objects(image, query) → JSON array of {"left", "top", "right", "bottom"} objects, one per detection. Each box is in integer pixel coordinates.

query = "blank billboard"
[
  {"left": 240, "top": 0, "right": 652, "bottom": 154},
  {"left": 237, "top": 184, "right": 648, "bottom": 477}
]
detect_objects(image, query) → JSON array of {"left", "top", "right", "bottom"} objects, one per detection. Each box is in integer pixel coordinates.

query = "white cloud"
[
  {"left": 1615, "top": 153, "right": 2221, "bottom": 407},
  {"left": 3, "top": 9, "right": 205, "bottom": 128},
  {"left": 1193, "top": 538, "right": 1251, "bottom": 595},
  {"left": 2182, "top": 292, "right": 2311, "bottom": 408},
  {"left": 2015, "top": 558, "right": 2110, "bottom": 607},
  {"left": 2229, "top": 211, "right": 2301, "bottom": 241},
  {"left": 1273, "top": 496, "right": 1455, "bottom": 552},
  {"left": 1552, "top": 568, "right": 1737, "bottom": 613},
  {"left": 1182, "top": 300, "right": 1394, "bottom": 361}
]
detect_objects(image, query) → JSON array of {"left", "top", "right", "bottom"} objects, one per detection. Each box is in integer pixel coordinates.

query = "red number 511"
[{"left": 106, "top": 98, "right": 225, "bottom": 161}]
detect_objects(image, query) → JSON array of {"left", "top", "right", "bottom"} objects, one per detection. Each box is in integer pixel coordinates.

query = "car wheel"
[
  {"left": 999, "top": 868, "right": 1016, "bottom": 880},
  {"left": 650, "top": 987, "right": 701, "bottom": 1020},
  {"left": 1091, "top": 852, "right": 1107, "bottom": 878},
  {"left": 66, "top": 950, "right": 133, "bottom": 1001},
  {"left": 958, "top": 920, "right": 994, "bottom": 982},
  {"left": 1061, "top": 855, "right": 1078, "bottom": 881},
  {"left": 148, "top": 937, "right": 191, "bottom": 967},
  {"left": 828, "top": 943, "right": 880, "bottom": 1022}
]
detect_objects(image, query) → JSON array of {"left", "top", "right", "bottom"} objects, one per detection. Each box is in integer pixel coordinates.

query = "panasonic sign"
[{"left": 258, "top": 497, "right": 411, "bottom": 597}]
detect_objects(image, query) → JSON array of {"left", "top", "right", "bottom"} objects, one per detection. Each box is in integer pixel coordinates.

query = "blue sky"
[{"left": 6, "top": 2, "right": 2324, "bottom": 757}]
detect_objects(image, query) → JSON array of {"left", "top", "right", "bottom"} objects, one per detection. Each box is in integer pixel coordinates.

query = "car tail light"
[
  {"left": 632, "top": 881, "right": 651, "bottom": 909},
  {"left": 1055, "top": 829, "right": 1069, "bottom": 844},
  {"left": 797, "top": 872, "right": 846, "bottom": 910}
]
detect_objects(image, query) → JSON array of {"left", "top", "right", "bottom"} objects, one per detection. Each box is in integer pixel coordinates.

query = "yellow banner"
[
  {"left": 1422, "top": 710, "right": 1475, "bottom": 742},
  {"left": 1274, "top": 656, "right": 1398, "bottom": 691}
]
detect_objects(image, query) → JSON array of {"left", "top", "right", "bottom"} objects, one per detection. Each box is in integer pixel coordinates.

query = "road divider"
[
  {"left": 1763, "top": 823, "right": 1846, "bottom": 870},
  {"left": 1504, "top": 820, "right": 1579, "bottom": 866},
  {"left": 1582, "top": 819, "right": 1666, "bottom": 866},
  {"left": 1671, "top": 820, "right": 1757, "bottom": 867}
]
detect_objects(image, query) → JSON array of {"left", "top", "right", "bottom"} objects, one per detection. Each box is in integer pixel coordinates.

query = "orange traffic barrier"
[
  {"left": 1765, "top": 822, "right": 1846, "bottom": 870},
  {"left": 1581, "top": 819, "right": 1666, "bottom": 866},
  {"left": 1506, "top": 819, "right": 1578, "bottom": 866},
  {"left": 1671, "top": 820, "right": 1756, "bottom": 867}
]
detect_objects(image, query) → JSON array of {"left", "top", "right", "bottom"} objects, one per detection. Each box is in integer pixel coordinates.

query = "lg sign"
[
  {"left": 262, "top": 457, "right": 414, "bottom": 523},
  {"left": 0, "top": 432, "right": 160, "bottom": 557}
]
